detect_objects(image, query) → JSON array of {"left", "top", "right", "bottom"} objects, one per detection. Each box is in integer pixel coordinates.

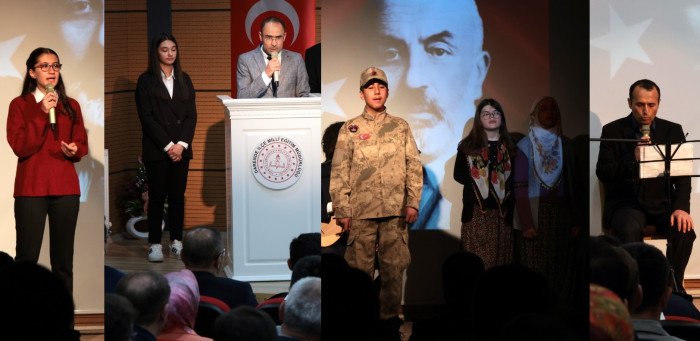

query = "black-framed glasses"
[
  {"left": 480, "top": 111, "right": 501, "bottom": 118},
  {"left": 34, "top": 63, "right": 62, "bottom": 72}
]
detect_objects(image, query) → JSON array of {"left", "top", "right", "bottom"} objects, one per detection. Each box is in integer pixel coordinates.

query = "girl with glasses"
[
  {"left": 454, "top": 98, "right": 516, "bottom": 268},
  {"left": 7, "top": 47, "right": 88, "bottom": 293}
]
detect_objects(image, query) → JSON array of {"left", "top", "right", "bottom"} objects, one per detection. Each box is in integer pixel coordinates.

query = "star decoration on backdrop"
[
  {"left": 0, "top": 35, "right": 26, "bottom": 79},
  {"left": 591, "top": 5, "right": 653, "bottom": 78},
  {"left": 321, "top": 78, "right": 347, "bottom": 120}
]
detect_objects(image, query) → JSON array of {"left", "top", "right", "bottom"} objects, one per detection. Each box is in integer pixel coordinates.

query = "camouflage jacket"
[{"left": 330, "top": 109, "right": 423, "bottom": 219}]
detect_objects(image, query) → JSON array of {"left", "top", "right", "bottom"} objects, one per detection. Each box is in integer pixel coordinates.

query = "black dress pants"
[
  {"left": 14, "top": 195, "right": 79, "bottom": 294},
  {"left": 610, "top": 207, "right": 696, "bottom": 289},
  {"left": 145, "top": 158, "right": 189, "bottom": 244}
]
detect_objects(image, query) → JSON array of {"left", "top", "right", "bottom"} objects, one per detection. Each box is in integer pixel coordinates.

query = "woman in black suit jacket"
[{"left": 136, "top": 33, "right": 197, "bottom": 262}]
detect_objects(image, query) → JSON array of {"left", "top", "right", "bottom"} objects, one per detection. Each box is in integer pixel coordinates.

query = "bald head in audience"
[{"left": 116, "top": 270, "right": 171, "bottom": 338}]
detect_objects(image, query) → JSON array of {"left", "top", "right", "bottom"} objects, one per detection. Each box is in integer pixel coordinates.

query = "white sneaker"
[
  {"left": 170, "top": 240, "right": 182, "bottom": 259},
  {"left": 148, "top": 244, "right": 163, "bottom": 262}
]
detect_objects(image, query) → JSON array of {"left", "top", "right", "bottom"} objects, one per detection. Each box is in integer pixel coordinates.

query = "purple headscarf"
[{"left": 163, "top": 269, "right": 200, "bottom": 332}]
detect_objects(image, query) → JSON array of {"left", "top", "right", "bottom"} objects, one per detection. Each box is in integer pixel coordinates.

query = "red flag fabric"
[{"left": 231, "top": 0, "right": 316, "bottom": 96}]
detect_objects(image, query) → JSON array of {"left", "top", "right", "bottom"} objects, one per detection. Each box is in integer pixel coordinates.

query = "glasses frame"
[
  {"left": 480, "top": 111, "right": 502, "bottom": 119},
  {"left": 33, "top": 63, "right": 62, "bottom": 72}
]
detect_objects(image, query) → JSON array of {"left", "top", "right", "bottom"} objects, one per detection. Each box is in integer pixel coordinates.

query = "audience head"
[
  {"left": 182, "top": 226, "right": 226, "bottom": 272},
  {"left": 288, "top": 232, "right": 321, "bottom": 270},
  {"left": 163, "top": 269, "right": 200, "bottom": 331},
  {"left": 590, "top": 236, "right": 641, "bottom": 309},
  {"left": 322, "top": 121, "right": 345, "bottom": 161},
  {"left": 323, "top": 263, "right": 378, "bottom": 340},
  {"left": 0, "top": 262, "right": 77, "bottom": 340},
  {"left": 290, "top": 254, "right": 322, "bottom": 287},
  {"left": 441, "top": 251, "right": 485, "bottom": 312},
  {"left": 116, "top": 270, "right": 171, "bottom": 331},
  {"left": 622, "top": 242, "right": 672, "bottom": 315},
  {"left": 589, "top": 284, "right": 635, "bottom": 341},
  {"left": 213, "top": 306, "right": 277, "bottom": 341},
  {"left": 105, "top": 293, "right": 136, "bottom": 341},
  {"left": 281, "top": 276, "right": 322, "bottom": 338},
  {"left": 471, "top": 264, "right": 562, "bottom": 339},
  {"left": 0, "top": 251, "right": 14, "bottom": 271}
]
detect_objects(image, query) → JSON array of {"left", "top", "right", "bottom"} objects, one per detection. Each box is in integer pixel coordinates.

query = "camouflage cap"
[{"left": 360, "top": 67, "right": 388, "bottom": 87}]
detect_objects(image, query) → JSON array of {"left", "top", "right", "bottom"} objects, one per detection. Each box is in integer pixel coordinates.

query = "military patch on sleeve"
[
  {"left": 359, "top": 133, "right": 370, "bottom": 140},
  {"left": 348, "top": 124, "right": 359, "bottom": 134}
]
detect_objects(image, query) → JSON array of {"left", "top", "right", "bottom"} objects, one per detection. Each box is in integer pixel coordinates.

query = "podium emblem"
[{"left": 251, "top": 136, "right": 304, "bottom": 190}]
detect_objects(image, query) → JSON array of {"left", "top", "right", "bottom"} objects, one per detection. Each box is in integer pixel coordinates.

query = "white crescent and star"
[
  {"left": 591, "top": 5, "right": 652, "bottom": 78},
  {"left": 245, "top": 0, "right": 300, "bottom": 46},
  {"left": 0, "top": 35, "right": 26, "bottom": 79}
]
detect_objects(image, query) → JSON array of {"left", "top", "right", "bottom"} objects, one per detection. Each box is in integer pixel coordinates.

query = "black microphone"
[
  {"left": 46, "top": 83, "right": 56, "bottom": 131},
  {"left": 271, "top": 51, "right": 279, "bottom": 88}
]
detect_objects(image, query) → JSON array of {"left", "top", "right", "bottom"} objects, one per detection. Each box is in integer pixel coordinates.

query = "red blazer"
[{"left": 7, "top": 94, "right": 88, "bottom": 197}]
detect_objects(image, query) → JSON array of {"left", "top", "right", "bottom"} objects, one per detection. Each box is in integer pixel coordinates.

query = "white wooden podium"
[{"left": 217, "top": 96, "right": 321, "bottom": 281}]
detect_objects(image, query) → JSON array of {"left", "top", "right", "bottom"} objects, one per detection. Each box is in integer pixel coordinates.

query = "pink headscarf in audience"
[{"left": 163, "top": 269, "right": 200, "bottom": 333}]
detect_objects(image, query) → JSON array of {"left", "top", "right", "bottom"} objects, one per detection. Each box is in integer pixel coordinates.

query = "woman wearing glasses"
[
  {"left": 136, "top": 33, "right": 197, "bottom": 262},
  {"left": 7, "top": 47, "right": 88, "bottom": 293},
  {"left": 453, "top": 98, "right": 516, "bottom": 268}
]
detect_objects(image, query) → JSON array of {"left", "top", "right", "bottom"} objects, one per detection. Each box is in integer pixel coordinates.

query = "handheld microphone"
[
  {"left": 641, "top": 124, "right": 650, "bottom": 140},
  {"left": 46, "top": 83, "right": 56, "bottom": 131},
  {"left": 271, "top": 51, "right": 279, "bottom": 87}
]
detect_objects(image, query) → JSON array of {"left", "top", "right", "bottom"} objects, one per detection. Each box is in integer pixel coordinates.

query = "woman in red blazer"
[
  {"left": 7, "top": 47, "right": 88, "bottom": 293},
  {"left": 136, "top": 33, "right": 197, "bottom": 262}
]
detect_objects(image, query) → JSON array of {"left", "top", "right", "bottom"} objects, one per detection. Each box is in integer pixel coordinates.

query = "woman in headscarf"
[
  {"left": 514, "top": 96, "right": 579, "bottom": 301},
  {"left": 159, "top": 269, "right": 211, "bottom": 341}
]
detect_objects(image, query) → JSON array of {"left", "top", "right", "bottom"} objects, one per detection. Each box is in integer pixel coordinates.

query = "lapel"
[
  {"left": 279, "top": 49, "right": 287, "bottom": 84},
  {"left": 255, "top": 48, "right": 267, "bottom": 76}
]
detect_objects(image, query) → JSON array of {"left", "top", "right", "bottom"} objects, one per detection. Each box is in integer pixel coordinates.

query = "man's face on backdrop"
[{"left": 372, "top": 0, "right": 489, "bottom": 164}]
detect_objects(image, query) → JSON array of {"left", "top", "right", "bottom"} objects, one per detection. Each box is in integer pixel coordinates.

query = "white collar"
[
  {"left": 32, "top": 87, "right": 45, "bottom": 103},
  {"left": 160, "top": 69, "right": 175, "bottom": 80}
]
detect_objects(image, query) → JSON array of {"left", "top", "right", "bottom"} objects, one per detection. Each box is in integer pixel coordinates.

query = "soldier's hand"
[
  {"left": 405, "top": 207, "right": 418, "bottom": 224},
  {"left": 337, "top": 217, "right": 352, "bottom": 232}
]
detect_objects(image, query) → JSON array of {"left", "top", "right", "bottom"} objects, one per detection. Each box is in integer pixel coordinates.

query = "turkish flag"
[{"left": 231, "top": 0, "right": 316, "bottom": 95}]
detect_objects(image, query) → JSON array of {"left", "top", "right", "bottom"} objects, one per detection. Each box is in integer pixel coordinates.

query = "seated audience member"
[
  {"left": 470, "top": 264, "right": 572, "bottom": 340},
  {"left": 664, "top": 292, "right": 700, "bottom": 323},
  {"left": 410, "top": 251, "right": 485, "bottom": 341},
  {"left": 0, "top": 251, "right": 14, "bottom": 270},
  {"left": 213, "top": 306, "right": 277, "bottom": 341},
  {"left": 288, "top": 232, "right": 321, "bottom": 270},
  {"left": 0, "top": 262, "right": 80, "bottom": 340},
  {"left": 290, "top": 255, "right": 321, "bottom": 286},
  {"left": 160, "top": 269, "right": 212, "bottom": 340},
  {"left": 116, "top": 270, "right": 171, "bottom": 341},
  {"left": 182, "top": 227, "right": 257, "bottom": 311},
  {"left": 622, "top": 243, "right": 686, "bottom": 340},
  {"left": 106, "top": 293, "right": 136, "bottom": 341},
  {"left": 257, "top": 234, "right": 322, "bottom": 314},
  {"left": 278, "top": 277, "right": 322, "bottom": 341},
  {"left": 589, "top": 284, "right": 635, "bottom": 341},
  {"left": 590, "top": 236, "right": 642, "bottom": 311},
  {"left": 323, "top": 254, "right": 379, "bottom": 341},
  {"left": 106, "top": 265, "right": 126, "bottom": 294}
]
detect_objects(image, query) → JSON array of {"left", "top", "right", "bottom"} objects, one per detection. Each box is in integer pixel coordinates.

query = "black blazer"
[
  {"left": 135, "top": 71, "right": 197, "bottom": 163},
  {"left": 596, "top": 114, "right": 690, "bottom": 227}
]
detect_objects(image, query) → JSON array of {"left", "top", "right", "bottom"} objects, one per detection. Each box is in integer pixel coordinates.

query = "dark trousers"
[
  {"left": 610, "top": 207, "right": 696, "bottom": 289},
  {"left": 14, "top": 195, "right": 79, "bottom": 294},
  {"left": 145, "top": 158, "right": 189, "bottom": 244}
]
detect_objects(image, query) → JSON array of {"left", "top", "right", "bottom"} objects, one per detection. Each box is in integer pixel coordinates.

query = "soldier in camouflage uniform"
[{"left": 330, "top": 67, "right": 423, "bottom": 335}]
